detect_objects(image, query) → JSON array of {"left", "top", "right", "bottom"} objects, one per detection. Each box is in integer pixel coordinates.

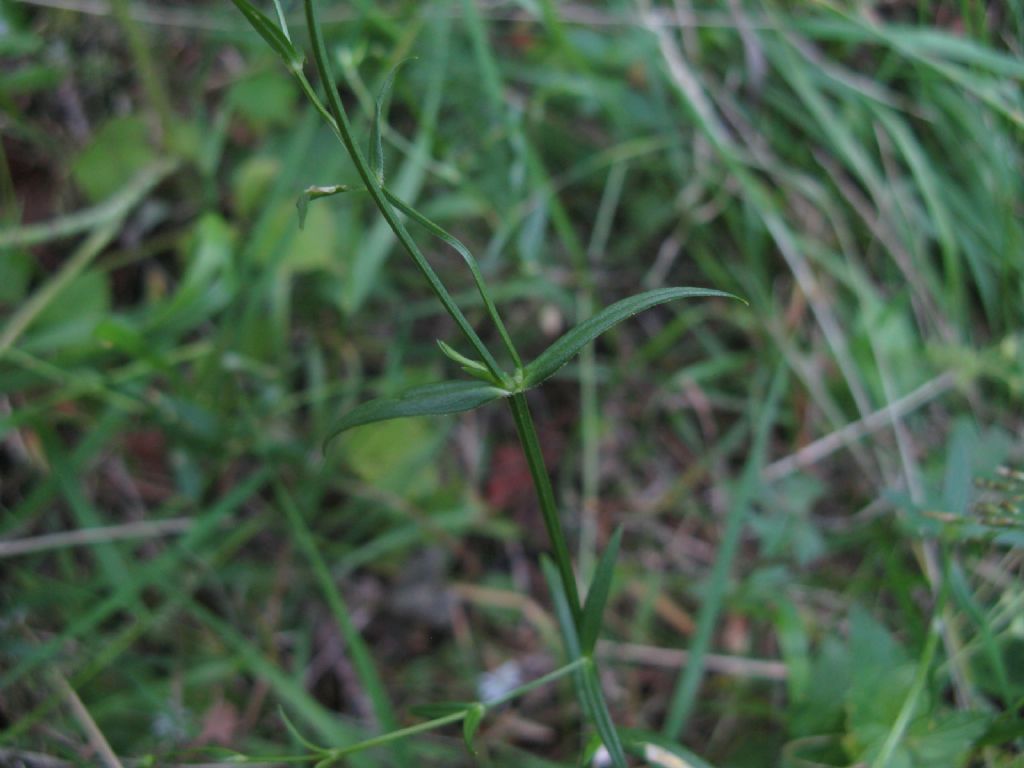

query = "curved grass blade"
[
  {"left": 229, "top": 0, "right": 303, "bottom": 71},
  {"left": 324, "top": 380, "right": 508, "bottom": 448},
  {"left": 522, "top": 288, "right": 744, "bottom": 388},
  {"left": 278, "top": 706, "right": 328, "bottom": 755},
  {"left": 579, "top": 526, "right": 622, "bottom": 656},
  {"left": 385, "top": 187, "right": 522, "bottom": 368}
]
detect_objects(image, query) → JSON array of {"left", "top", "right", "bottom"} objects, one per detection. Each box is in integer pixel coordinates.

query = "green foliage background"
[{"left": 1, "top": 0, "right": 1022, "bottom": 765}]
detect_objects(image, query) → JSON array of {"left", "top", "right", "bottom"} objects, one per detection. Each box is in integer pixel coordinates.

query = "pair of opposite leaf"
[
  {"left": 325, "top": 285, "right": 738, "bottom": 445},
  {"left": 226, "top": 0, "right": 743, "bottom": 446}
]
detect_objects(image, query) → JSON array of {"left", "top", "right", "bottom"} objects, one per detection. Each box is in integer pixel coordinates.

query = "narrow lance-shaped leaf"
[
  {"left": 270, "top": 0, "right": 291, "bottom": 41},
  {"left": 229, "top": 0, "right": 303, "bottom": 71},
  {"left": 541, "top": 556, "right": 582, "bottom": 660},
  {"left": 370, "top": 61, "right": 413, "bottom": 183},
  {"left": 324, "top": 380, "right": 508, "bottom": 449},
  {"left": 385, "top": 187, "right": 522, "bottom": 368},
  {"left": 409, "top": 702, "right": 473, "bottom": 719},
  {"left": 542, "top": 558, "right": 627, "bottom": 768},
  {"left": 462, "top": 704, "right": 485, "bottom": 756},
  {"left": 522, "top": 287, "right": 745, "bottom": 389},
  {"left": 437, "top": 340, "right": 494, "bottom": 382},
  {"left": 296, "top": 184, "right": 353, "bottom": 229},
  {"left": 579, "top": 526, "right": 623, "bottom": 656},
  {"left": 580, "top": 661, "right": 628, "bottom": 768}
]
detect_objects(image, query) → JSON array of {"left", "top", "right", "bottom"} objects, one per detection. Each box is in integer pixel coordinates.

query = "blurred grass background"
[{"left": 1, "top": 0, "right": 1023, "bottom": 765}]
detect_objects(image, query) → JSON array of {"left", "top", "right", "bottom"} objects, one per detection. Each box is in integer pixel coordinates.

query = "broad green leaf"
[
  {"left": 579, "top": 526, "right": 622, "bottom": 656},
  {"left": 71, "top": 116, "right": 155, "bottom": 203},
  {"left": 462, "top": 703, "right": 485, "bottom": 756},
  {"left": 232, "top": 155, "right": 281, "bottom": 219},
  {"left": 228, "top": 70, "right": 297, "bottom": 132},
  {"left": 325, "top": 380, "right": 508, "bottom": 447},
  {"left": 342, "top": 418, "right": 439, "bottom": 498},
  {"left": 24, "top": 270, "right": 109, "bottom": 353},
  {"left": 0, "top": 250, "right": 32, "bottom": 304},
  {"left": 522, "top": 287, "right": 743, "bottom": 388},
  {"left": 229, "top": 0, "right": 303, "bottom": 71}
]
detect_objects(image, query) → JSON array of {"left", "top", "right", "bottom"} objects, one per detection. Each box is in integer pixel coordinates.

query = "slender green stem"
[
  {"left": 507, "top": 392, "right": 582, "bottom": 624},
  {"left": 108, "top": 0, "right": 175, "bottom": 139},
  {"left": 663, "top": 364, "right": 786, "bottom": 738},
  {"left": 875, "top": 608, "right": 944, "bottom": 768},
  {"left": 322, "top": 711, "right": 467, "bottom": 763},
  {"left": 301, "top": 0, "right": 503, "bottom": 381},
  {"left": 0, "top": 158, "right": 179, "bottom": 250},
  {"left": 273, "top": 481, "right": 403, "bottom": 748},
  {"left": 486, "top": 657, "right": 588, "bottom": 708}
]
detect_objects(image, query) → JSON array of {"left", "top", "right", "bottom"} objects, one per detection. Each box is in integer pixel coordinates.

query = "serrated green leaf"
[
  {"left": 370, "top": 62, "right": 411, "bottom": 183},
  {"left": 522, "top": 288, "right": 744, "bottom": 388},
  {"left": 462, "top": 704, "right": 485, "bottom": 756},
  {"left": 579, "top": 526, "right": 622, "bottom": 656},
  {"left": 229, "top": 0, "right": 303, "bottom": 70},
  {"left": 325, "top": 380, "right": 508, "bottom": 448}
]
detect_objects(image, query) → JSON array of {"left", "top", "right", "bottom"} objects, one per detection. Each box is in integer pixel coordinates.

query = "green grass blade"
[
  {"left": 662, "top": 363, "right": 787, "bottom": 738},
  {"left": 274, "top": 481, "right": 404, "bottom": 757},
  {"left": 579, "top": 526, "right": 622, "bottom": 656},
  {"left": 324, "top": 380, "right": 508, "bottom": 448},
  {"left": 522, "top": 288, "right": 743, "bottom": 389}
]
